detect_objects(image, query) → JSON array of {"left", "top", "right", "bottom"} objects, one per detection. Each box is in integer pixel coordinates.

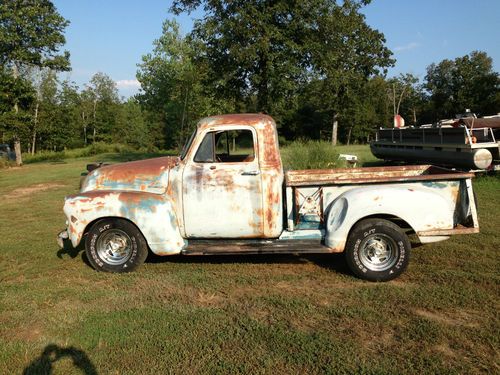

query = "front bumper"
[{"left": 57, "top": 229, "right": 69, "bottom": 249}]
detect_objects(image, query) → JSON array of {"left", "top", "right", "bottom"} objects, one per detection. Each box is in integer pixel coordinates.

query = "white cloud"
[
  {"left": 393, "top": 42, "right": 420, "bottom": 52},
  {"left": 115, "top": 79, "right": 141, "bottom": 89}
]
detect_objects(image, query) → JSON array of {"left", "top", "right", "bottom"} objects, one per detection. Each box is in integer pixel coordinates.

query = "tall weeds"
[{"left": 281, "top": 140, "right": 339, "bottom": 170}]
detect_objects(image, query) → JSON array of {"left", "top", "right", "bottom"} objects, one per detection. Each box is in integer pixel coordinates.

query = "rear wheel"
[
  {"left": 85, "top": 218, "right": 148, "bottom": 272},
  {"left": 345, "top": 219, "right": 410, "bottom": 281}
]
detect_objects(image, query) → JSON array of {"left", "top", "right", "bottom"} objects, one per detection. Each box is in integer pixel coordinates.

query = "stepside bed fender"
[
  {"left": 324, "top": 185, "right": 456, "bottom": 251},
  {"left": 64, "top": 191, "right": 186, "bottom": 255}
]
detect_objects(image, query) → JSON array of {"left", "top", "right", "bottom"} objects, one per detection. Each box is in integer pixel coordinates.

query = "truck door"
[{"left": 182, "top": 127, "right": 264, "bottom": 238}]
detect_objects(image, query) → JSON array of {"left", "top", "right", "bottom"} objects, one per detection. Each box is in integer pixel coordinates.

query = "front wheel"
[
  {"left": 345, "top": 219, "right": 410, "bottom": 281},
  {"left": 85, "top": 218, "right": 148, "bottom": 272}
]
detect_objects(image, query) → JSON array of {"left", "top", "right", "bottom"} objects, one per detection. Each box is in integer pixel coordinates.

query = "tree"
[
  {"left": 425, "top": 51, "right": 500, "bottom": 120},
  {"left": 0, "top": 66, "right": 34, "bottom": 146},
  {"left": 172, "top": 0, "right": 316, "bottom": 117},
  {"left": 0, "top": 0, "right": 70, "bottom": 164},
  {"left": 172, "top": 0, "right": 394, "bottom": 142},
  {"left": 137, "top": 19, "right": 233, "bottom": 149},
  {"left": 29, "top": 68, "right": 58, "bottom": 153},
  {"left": 284, "top": 74, "right": 391, "bottom": 144},
  {"left": 305, "top": 0, "right": 394, "bottom": 143},
  {"left": 115, "top": 98, "right": 153, "bottom": 149},
  {"left": 82, "top": 73, "right": 120, "bottom": 143},
  {"left": 345, "top": 76, "right": 391, "bottom": 143},
  {"left": 388, "top": 73, "right": 426, "bottom": 126},
  {"left": 55, "top": 78, "right": 82, "bottom": 149}
]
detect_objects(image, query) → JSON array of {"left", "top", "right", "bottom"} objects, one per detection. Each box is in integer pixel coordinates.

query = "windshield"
[{"left": 180, "top": 129, "right": 197, "bottom": 160}]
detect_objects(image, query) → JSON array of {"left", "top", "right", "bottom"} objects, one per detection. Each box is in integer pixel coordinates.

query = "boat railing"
[{"left": 376, "top": 126, "right": 496, "bottom": 146}]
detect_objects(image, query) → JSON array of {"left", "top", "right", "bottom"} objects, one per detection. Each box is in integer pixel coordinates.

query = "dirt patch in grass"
[
  {"left": 362, "top": 328, "right": 396, "bottom": 354},
  {"left": 1, "top": 166, "right": 22, "bottom": 172},
  {"left": 2, "top": 323, "right": 44, "bottom": 343},
  {"left": 4, "top": 183, "right": 67, "bottom": 200},
  {"left": 195, "top": 291, "right": 225, "bottom": 307},
  {"left": 415, "top": 309, "right": 480, "bottom": 328},
  {"left": 433, "top": 342, "right": 457, "bottom": 359}
]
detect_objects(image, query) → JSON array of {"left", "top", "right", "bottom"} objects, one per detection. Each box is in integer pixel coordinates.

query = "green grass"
[{"left": 0, "top": 147, "right": 499, "bottom": 374}]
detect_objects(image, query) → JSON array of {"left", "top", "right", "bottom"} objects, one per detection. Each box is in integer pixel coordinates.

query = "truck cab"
[{"left": 178, "top": 114, "right": 283, "bottom": 238}]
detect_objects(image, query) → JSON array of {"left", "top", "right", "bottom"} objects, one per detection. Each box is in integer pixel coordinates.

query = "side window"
[
  {"left": 194, "top": 129, "right": 255, "bottom": 163},
  {"left": 216, "top": 130, "right": 255, "bottom": 162}
]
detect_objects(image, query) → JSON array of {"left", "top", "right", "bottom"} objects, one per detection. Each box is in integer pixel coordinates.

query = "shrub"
[
  {"left": 22, "top": 150, "right": 66, "bottom": 164},
  {"left": 23, "top": 143, "right": 137, "bottom": 164},
  {"left": 281, "top": 140, "right": 339, "bottom": 170},
  {"left": 0, "top": 157, "right": 16, "bottom": 169}
]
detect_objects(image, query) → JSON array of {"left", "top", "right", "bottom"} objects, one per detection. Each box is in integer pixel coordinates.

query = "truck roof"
[{"left": 197, "top": 113, "right": 275, "bottom": 129}]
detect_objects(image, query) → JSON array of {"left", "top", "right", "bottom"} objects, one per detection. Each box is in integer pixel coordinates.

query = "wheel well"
[
  {"left": 350, "top": 214, "right": 415, "bottom": 236},
  {"left": 82, "top": 217, "right": 149, "bottom": 248}
]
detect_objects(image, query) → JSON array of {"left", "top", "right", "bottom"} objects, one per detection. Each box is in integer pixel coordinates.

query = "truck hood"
[{"left": 80, "top": 156, "right": 179, "bottom": 194}]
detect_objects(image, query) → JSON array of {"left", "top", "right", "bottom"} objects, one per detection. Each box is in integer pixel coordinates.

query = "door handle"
[{"left": 241, "top": 171, "right": 260, "bottom": 176}]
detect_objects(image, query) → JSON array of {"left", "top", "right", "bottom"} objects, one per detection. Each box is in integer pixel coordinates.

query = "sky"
[{"left": 52, "top": 0, "right": 500, "bottom": 98}]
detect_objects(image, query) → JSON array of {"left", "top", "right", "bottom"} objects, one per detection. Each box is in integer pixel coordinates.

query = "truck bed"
[
  {"left": 285, "top": 165, "right": 474, "bottom": 187},
  {"left": 284, "top": 165, "right": 478, "bottom": 236}
]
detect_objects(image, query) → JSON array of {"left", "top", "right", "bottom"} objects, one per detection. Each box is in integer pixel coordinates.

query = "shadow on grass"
[
  {"left": 147, "top": 252, "right": 353, "bottom": 277},
  {"left": 56, "top": 238, "right": 353, "bottom": 277},
  {"left": 23, "top": 344, "right": 98, "bottom": 375},
  {"left": 56, "top": 239, "right": 94, "bottom": 269},
  {"left": 56, "top": 239, "right": 83, "bottom": 259}
]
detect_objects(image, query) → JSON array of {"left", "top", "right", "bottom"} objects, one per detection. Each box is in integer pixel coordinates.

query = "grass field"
[{"left": 0, "top": 147, "right": 499, "bottom": 374}]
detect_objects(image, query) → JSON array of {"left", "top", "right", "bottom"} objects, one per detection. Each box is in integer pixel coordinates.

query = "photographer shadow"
[{"left": 23, "top": 344, "right": 97, "bottom": 375}]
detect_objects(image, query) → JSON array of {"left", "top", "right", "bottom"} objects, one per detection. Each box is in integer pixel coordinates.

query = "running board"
[{"left": 182, "top": 239, "right": 332, "bottom": 256}]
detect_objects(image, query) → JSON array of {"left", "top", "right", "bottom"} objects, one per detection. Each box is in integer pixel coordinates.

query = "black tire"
[
  {"left": 85, "top": 218, "right": 148, "bottom": 273},
  {"left": 345, "top": 218, "right": 410, "bottom": 282}
]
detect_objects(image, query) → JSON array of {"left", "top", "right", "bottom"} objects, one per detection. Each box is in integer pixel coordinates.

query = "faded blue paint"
[
  {"left": 279, "top": 229, "right": 324, "bottom": 240},
  {"left": 118, "top": 195, "right": 161, "bottom": 218},
  {"left": 295, "top": 214, "right": 322, "bottom": 230},
  {"left": 63, "top": 191, "right": 186, "bottom": 255},
  {"left": 422, "top": 181, "right": 450, "bottom": 189}
]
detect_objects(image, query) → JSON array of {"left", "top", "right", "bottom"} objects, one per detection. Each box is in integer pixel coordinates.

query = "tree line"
[{"left": 1, "top": 0, "right": 499, "bottom": 165}]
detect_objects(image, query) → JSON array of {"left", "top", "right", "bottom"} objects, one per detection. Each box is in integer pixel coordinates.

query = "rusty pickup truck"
[{"left": 58, "top": 114, "right": 479, "bottom": 281}]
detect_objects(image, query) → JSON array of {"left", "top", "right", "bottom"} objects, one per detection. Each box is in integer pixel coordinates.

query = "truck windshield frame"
[{"left": 180, "top": 129, "right": 197, "bottom": 160}]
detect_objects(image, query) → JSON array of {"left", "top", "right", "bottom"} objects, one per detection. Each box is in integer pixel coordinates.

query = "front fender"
[
  {"left": 64, "top": 191, "right": 186, "bottom": 255},
  {"left": 324, "top": 185, "right": 456, "bottom": 251}
]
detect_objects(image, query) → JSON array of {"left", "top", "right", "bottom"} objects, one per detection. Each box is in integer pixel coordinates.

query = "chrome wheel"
[
  {"left": 96, "top": 229, "right": 132, "bottom": 265},
  {"left": 358, "top": 234, "right": 399, "bottom": 272}
]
